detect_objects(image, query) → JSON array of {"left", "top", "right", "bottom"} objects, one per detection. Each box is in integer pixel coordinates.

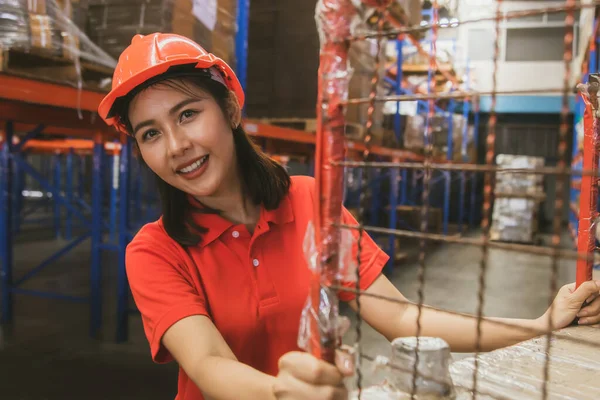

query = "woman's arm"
[
  {"left": 162, "top": 315, "right": 277, "bottom": 400},
  {"left": 348, "top": 274, "right": 548, "bottom": 352},
  {"left": 163, "top": 315, "right": 354, "bottom": 400}
]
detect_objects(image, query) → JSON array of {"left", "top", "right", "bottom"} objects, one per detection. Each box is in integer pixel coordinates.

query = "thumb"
[{"left": 569, "top": 280, "right": 600, "bottom": 304}]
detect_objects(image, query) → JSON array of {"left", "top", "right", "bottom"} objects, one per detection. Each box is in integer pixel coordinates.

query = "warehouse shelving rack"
[
  {"left": 374, "top": 8, "right": 479, "bottom": 271},
  {"left": 7, "top": 138, "right": 122, "bottom": 240},
  {"left": 0, "top": 73, "right": 121, "bottom": 339}
]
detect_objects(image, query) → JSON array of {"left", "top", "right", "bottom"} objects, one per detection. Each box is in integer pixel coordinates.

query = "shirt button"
[
  {"left": 252, "top": 259, "right": 260, "bottom": 267},
  {"left": 232, "top": 230, "right": 240, "bottom": 238}
]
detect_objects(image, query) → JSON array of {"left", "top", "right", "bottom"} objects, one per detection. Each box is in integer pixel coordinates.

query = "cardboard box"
[
  {"left": 27, "top": 0, "right": 46, "bottom": 14},
  {"left": 86, "top": 0, "right": 237, "bottom": 67},
  {"left": 29, "top": 13, "right": 53, "bottom": 50}
]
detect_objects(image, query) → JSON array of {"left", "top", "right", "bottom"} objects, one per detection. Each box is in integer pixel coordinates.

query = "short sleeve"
[
  {"left": 337, "top": 206, "right": 390, "bottom": 302},
  {"left": 126, "top": 222, "right": 210, "bottom": 363}
]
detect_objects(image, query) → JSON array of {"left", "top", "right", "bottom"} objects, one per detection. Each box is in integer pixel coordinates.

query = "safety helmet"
[{"left": 98, "top": 32, "right": 245, "bottom": 134}]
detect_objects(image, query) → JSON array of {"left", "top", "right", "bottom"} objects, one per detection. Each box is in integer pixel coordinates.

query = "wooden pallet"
[{"left": 0, "top": 46, "right": 113, "bottom": 91}]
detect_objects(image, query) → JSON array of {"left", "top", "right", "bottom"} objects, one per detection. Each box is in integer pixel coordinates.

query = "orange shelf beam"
[
  {"left": 0, "top": 72, "right": 116, "bottom": 140},
  {"left": 0, "top": 73, "right": 107, "bottom": 112},
  {"left": 243, "top": 120, "right": 316, "bottom": 144},
  {"left": 0, "top": 100, "right": 117, "bottom": 140},
  {"left": 243, "top": 120, "right": 424, "bottom": 161}
]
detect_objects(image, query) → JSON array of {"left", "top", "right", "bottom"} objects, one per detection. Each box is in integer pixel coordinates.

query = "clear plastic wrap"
[
  {"left": 351, "top": 327, "right": 600, "bottom": 399},
  {"left": 0, "top": 0, "right": 116, "bottom": 91},
  {"left": 348, "top": 336, "right": 456, "bottom": 399},
  {"left": 303, "top": 220, "right": 358, "bottom": 286},
  {"left": 86, "top": 0, "right": 238, "bottom": 69},
  {"left": 0, "top": 0, "right": 30, "bottom": 49},
  {"left": 450, "top": 326, "right": 600, "bottom": 400}
]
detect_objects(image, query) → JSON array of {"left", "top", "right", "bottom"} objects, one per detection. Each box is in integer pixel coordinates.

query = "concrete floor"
[{"left": 0, "top": 225, "right": 579, "bottom": 399}]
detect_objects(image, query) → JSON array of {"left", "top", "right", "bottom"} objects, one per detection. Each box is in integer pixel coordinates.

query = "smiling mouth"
[{"left": 177, "top": 155, "right": 209, "bottom": 174}]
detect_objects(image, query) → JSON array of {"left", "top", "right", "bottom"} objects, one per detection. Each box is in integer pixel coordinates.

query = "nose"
[{"left": 166, "top": 129, "right": 191, "bottom": 158}]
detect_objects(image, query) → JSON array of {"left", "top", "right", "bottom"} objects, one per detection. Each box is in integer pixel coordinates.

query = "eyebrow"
[{"left": 132, "top": 97, "right": 205, "bottom": 135}]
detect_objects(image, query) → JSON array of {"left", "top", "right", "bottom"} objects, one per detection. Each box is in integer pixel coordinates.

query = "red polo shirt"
[{"left": 126, "top": 175, "right": 389, "bottom": 400}]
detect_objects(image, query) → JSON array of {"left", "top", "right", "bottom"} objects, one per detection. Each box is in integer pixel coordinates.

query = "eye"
[
  {"left": 180, "top": 109, "right": 198, "bottom": 123},
  {"left": 141, "top": 129, "right": 160, "bottom": 142}
]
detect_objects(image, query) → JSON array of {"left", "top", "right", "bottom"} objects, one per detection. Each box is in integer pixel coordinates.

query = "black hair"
[{"left": 112, "top": 66, "right": 291, "bottom": 247}]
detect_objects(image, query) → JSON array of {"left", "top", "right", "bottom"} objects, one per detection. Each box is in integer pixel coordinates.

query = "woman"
[{"left": 98, "top": 33, "right": 600, "bottom": 400}]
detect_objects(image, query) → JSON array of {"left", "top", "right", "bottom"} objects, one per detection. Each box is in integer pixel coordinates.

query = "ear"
[{"left": 226, "top": 91, "right": 242, "bottom": 129}]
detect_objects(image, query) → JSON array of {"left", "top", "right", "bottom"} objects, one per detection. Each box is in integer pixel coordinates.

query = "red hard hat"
[{"left": 98, "top": 32, "right": 245, "bottom": 134}]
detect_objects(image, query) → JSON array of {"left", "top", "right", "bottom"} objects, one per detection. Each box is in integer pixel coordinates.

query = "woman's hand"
[
  {"left": 538, "top": 280, "right": 600, "bottom": 331},
  {"left": 272, "top": 348, "right": 354, "bottom": 400}
]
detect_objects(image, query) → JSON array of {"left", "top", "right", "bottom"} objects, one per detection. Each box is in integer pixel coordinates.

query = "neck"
[{"left": 196, "top": 173, "right": 260, "bottom": 226}]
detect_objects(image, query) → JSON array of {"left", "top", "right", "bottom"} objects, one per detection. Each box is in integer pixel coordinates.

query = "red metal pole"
[
  {"left": 576, "top": 74, "right": 599, "bottom": 288},
  {"left": 311, "top": 0, "right": 356, "bottom": 362}
]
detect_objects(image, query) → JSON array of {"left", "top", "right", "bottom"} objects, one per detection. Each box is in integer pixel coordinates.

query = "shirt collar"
[{"left": 187, "top": 194, "right": 294, "bottom": 248}]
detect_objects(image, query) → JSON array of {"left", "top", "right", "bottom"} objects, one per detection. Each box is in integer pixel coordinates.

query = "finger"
[
  {"left": 335, "top": 345, "right": 355, "bottom": 377},
  {"left": 578, "top": 312, "right": 600, "bottom": 325},
  {"left": 279, "top": 352, "right": 344, "bottom": 386},
  {"left": 577, "top": 296, "right": 600, "bottom": 318},
  {"left": 585, "top": 292, "right": 599, "bottom": 306},
  {"left": 570, "top": 281, "right": 600, "bottom": 304}
]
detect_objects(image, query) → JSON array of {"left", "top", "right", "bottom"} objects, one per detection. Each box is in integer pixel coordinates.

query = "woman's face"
[{"left": 128, "top": 81, "right": 238, "bottom": 198}]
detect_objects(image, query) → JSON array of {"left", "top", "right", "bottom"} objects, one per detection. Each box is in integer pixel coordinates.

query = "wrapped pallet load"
[
  {"left": 85, "top": 0, "right": 238, "bottom": 69},
  {"left": 490, "top": 154, "right": 546, "bottom": 244},
  {"left": 0, "top": 0, "right": 40, "bottom": 51},
  {"left": 0, "top": 0, "right": 116, "bottom": 88},
  {"left": 0, "top": 0, "right": 81, "bottom": 54}
]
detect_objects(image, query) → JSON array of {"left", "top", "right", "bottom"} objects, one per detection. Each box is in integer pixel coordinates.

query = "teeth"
[{"left": 179, "top": 156, "right": 207, "bottom": 173}]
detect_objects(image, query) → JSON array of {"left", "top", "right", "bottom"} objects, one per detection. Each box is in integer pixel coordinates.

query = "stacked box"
[
  {"left": 85, "top": 0, "right": 237, "bottom": 68},
  {"left": 25, "top": 0, "right": 53, "bottom": 51},
  {"left": 0, "top": 0, "right": 85, "bottom": 55},
  {"left": 29, "top": 13, "right": 53, "bottom": 50},
  {"left": 490, "top": 154, "right": 545, "bottom": 243}
]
